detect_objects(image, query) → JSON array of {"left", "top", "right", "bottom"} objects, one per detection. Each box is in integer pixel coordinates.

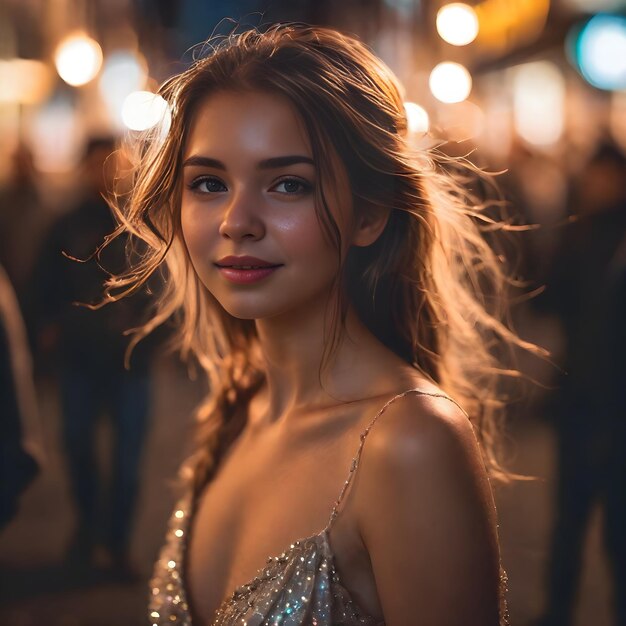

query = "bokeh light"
[
  {"left": 121, "top": 90, "right": 171, "bottom": 132},
  {"left": 27, "top": 95, "right": 85, "bottom": 172},
  {"left": 429, "top": 62, "right": 472, "bottom": 103},
  {"left": 475, "top": 0, "right": 550, "bottom": 52},
  {"left": 99, "top": 51, "right": 148, "bottom": 127},
  {"left": 513, "top": 61, "right": 565, "bottom": 146},
  {"left": 54, "top": 32, "right": 103, "bottom": 87},
  {"left": 404, "top": 101, "right": 430, "bottom": 134},
  {"left": 436, "top": 3, "right": 479, "bottom": 46},
  {"left": 575, "top": 14, "right": 626, "bottom": 91},
  {"left": 0, "top": 59, "right": 53, "bottom": 105}
]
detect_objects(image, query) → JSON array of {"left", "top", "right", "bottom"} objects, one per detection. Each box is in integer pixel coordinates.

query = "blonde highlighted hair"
[{"left": 105, "top": 23, "right": 543, "bottom": 493}]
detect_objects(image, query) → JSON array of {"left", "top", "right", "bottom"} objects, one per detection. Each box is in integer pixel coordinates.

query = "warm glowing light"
[
  {"left": 476, "top": 0, "right": 549, "bottom": 52},
  {"left": 0, "top": 59, "right": 53, "bottom": 104},
  {"left": 121, "top": 90, "right": 171, "bottom": 132},
  {"left": 513, "top": 62, "right": 565, "bottom": 146},
  {"left": 27, "top": 95, "right": 85, "bottom": 172},
  {"left": 99, "top": 51, "right": 148, "bottom": 126},
  {"left": 404, "top": 102, "right": 430, "bottom": 134},
  {"left": 436, "top": 3, "right": 479, "bottom": 46},
  {"left": 575, "top": 14, "right": 626, "bottom": 91},
  {"left": 429, "top": 62, "right": 472, "bottom": 103},
  {"left": 55, "top": 32, "right": 103, "bottom": 86}
]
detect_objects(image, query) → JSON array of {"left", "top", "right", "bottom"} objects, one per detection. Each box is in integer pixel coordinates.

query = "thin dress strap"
[{"left": 323, "top": 388, "right": 468, "bottom": 532}]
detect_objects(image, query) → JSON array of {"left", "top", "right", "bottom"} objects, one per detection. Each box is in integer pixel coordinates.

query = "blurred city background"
[{"left": 1, "top": 0, "right": 625, "bottom": 625}]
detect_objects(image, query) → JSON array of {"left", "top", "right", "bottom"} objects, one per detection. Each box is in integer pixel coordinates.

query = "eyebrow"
[{"left": 182, "top": 155, "right": 315, "bottom": 170}]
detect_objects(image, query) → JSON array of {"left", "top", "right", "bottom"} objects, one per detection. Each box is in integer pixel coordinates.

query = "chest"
[{"left": 185, "top": 418, "right": 380, "bottom": 625}]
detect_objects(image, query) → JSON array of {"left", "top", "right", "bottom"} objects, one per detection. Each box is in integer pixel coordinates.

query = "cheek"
[
  {"left": 180, "top": 206, "right": 218, "bottom": 275},
  {"left": 277, "top": 209, "right": 338, "bottom": 267}
]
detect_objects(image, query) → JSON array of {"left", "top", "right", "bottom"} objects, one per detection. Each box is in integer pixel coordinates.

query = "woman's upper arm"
[{"left": 355, "top": 395, "right": 503, "bottom": 626}]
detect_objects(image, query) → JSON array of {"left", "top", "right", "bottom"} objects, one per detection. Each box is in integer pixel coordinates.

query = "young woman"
[{"left": 106, "top": 23, "right": 536, "bottom": 626}]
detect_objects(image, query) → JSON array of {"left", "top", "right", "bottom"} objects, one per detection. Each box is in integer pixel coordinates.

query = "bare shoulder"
[
  {"left": 361, "top": 389, "right": 487, "bottom": 482},
  {"left": 354, "top": 389, "right": 502, "bottom": 626}
]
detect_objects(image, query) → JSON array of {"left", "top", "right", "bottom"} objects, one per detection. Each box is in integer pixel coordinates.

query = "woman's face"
[{"left": 180, "top": 89, "right": 352, "bottom": 321}]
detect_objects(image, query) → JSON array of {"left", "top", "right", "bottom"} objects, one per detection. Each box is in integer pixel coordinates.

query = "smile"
[
  {"left": 214, "top": 264, "right": 283, "bottom": 284},
  {"left": 217, "top": 265, "right": 279, "bottom": 269}
]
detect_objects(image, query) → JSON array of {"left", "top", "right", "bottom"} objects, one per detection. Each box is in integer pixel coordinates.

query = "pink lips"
[{"left": 214, "top": 255, "right": 283, "bottom": 285}]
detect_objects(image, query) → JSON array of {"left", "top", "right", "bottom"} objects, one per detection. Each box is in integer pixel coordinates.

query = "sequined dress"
[{"left": 149, "top": 389, "right": 510, "bottom": 626}]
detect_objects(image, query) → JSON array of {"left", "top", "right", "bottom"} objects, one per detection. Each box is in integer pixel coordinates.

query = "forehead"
[{"left": 184, "top": 89, "right": 312, "bottom": 159}]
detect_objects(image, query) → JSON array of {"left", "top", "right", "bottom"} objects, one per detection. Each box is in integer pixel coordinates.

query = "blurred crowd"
[{"left": 1, "top": 138, "right": 162, "bottom": 578}]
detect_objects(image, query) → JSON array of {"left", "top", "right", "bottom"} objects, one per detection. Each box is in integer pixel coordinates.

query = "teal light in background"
[{"left": 572, "top": 14, "right": 626, "bottom": 90}]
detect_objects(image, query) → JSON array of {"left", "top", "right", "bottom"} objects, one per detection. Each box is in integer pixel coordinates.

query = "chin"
[
  {"left": 206, "top": 279, "right": 334, "bottom": 322},
  {"left": 212, "top": 294, "right": 287, "bottom": 321}
]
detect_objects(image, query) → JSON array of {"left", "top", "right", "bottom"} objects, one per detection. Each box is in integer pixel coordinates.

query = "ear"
[{"left": 351, "top": 204, "right": 391, "bottom": 247}]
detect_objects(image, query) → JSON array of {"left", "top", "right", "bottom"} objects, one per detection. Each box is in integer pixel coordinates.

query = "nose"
[{"left": 218, "top": 187, "right": 265, "bottom": 241}]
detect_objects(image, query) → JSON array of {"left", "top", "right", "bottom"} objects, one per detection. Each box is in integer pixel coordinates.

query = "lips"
[
  {"left": 214, "top": 255, "right": 283, "bottom": 285},
  {"left": 215, "top": 255, "right": 282, "bottom": 269}
]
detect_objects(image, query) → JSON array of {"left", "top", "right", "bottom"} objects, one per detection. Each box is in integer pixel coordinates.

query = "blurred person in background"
[
  {"left": 0, "top": 143, "right": 47, "bottom": 337},
  {"left": 0, "top": 264, "right": 41, "bottom": 530},
  {"left": 538, "top": 142, "right": 626, "bottom": 626},
  {"left": 33, "top": 137, "right": 160, "bottom": 580}
]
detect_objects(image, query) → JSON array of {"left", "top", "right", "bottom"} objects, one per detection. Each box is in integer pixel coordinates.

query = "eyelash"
[{"left": 187, "top": 176, "right": 313, "bottom": 195}]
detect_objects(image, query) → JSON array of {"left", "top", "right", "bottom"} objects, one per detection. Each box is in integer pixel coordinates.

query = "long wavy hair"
[{"left": 105, "top": 23, "right": 543, "bottom": 493}]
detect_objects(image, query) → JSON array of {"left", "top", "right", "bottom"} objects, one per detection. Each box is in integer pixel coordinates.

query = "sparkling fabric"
[{"left": 149, "top": 389, "right": 510, "bottom": 626}]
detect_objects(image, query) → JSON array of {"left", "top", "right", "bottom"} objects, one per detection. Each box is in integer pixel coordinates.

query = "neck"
[{"left": 254, "top": 297, "right": 404, "bottom": 420}]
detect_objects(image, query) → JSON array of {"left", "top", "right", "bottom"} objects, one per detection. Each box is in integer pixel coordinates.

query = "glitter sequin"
[{"left": 148, "top": 389, "right": 510, "bottom": 625}]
